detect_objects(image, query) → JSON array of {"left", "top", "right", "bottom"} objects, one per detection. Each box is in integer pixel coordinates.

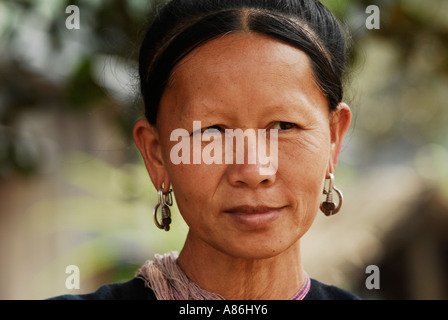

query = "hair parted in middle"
[{"left": 139, "top": 0, "right": 348, "bottom": 125}]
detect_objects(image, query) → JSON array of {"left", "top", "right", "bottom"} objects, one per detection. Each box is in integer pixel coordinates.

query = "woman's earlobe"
[
  {"left": 329, "top": 103, "right": 352, "bottom": 173},
  {"left": 332, "top": 103, "right": 352, "bottom": 140},
  {"left": 133, "top": 119, "right": 167, "bottom": 189},
  {"left": 325, "top": 162, "right": 335, "bottom": 179},
  {"left": 133, "top": 119, "right": 163, "bottom": 165}
]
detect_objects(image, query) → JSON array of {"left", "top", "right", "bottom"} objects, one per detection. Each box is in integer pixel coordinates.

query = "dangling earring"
[
  {"left": 153, "top": 187, "right": 173, "bottom": 231},
  {"left": 320, "top": 173, "right": 343, "bottom": 216}
]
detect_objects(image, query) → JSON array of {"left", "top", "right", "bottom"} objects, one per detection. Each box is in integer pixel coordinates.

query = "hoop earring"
[
  {"left": 320, "top": 173, "right": 343, "bottom": 216},
  {"left": 153, "top": 188, "right": 173, "bottom": 231}
]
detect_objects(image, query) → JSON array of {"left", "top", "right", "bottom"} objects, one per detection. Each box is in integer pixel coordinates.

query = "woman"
[{"left": 53, "top": 0, "right": 357, "bottom": 300}]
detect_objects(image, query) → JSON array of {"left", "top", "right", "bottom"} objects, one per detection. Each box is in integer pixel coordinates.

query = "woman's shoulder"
[
  {"left": 48, "top": 277, "right": 156, "bottom": 300},
  {"left": 304, "top": 278, "right": 361, "bottom": 300}
]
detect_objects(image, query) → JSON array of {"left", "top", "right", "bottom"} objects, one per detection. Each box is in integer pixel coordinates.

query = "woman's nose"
[
  {"left": 226, "top": 161, "right": 277, "bottom": 188},
  {"left": 225, "top": 129, "right": 278, "bottom": 188}
]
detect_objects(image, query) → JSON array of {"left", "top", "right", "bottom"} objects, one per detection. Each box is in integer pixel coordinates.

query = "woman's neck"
[{"left": 177, "top": 232, "right": 305, "bottom": 300}]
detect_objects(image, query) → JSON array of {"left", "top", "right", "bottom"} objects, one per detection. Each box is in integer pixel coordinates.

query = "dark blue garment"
[
  {"left": 305, "top": 279, "right": 360, "bottom": 300},
  {"left": 49, "top": 277, "right": 360, "bottom": 300}
]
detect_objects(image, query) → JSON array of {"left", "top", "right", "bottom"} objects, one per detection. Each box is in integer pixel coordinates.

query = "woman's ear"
[
  {"left": 326, "top": 102, "right": 352, "bottom": 177},
  {"left": 133, "top": 119, "right": 170, "bottom": 191}
]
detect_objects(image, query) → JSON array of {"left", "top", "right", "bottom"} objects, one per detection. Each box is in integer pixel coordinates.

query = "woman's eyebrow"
[{"left": 179, "top": 97, "right": 318, "bottom": 122}]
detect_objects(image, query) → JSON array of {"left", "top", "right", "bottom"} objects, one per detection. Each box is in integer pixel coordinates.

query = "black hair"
[{"left": 139, "top": 0, "right": 348, "bottom": 125}]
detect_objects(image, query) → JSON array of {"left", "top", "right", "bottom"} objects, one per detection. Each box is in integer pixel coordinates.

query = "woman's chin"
[{"left": 212, "top": 233, "right": 300, "bottom": 261}]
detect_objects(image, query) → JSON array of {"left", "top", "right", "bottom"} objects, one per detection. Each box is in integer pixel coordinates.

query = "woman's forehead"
[
  {"left": 170, "top": 32, "right": 312, "bottom": 84},
  {"left": 159, "top": 32, "right": 327, "bottom": 122}
]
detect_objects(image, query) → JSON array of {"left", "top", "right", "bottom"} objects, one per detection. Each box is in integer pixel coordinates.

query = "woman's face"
[{"left": 137, "top": 32, "right": 350, "bottom": 259}]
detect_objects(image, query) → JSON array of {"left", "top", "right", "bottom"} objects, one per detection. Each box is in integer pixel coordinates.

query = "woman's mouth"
[{"left": 223, "top": 205, "right": 285, "bottom": 228}]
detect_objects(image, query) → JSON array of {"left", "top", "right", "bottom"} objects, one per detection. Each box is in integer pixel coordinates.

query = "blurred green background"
[{"left": 0, "top": 0, "right": 447, "bottom": 300}]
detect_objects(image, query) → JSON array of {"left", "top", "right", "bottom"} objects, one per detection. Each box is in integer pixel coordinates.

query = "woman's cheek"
[
  {"left": 277, "top": 132, "right": 329, "bottom": 205},
  {"left": 168, "top": 161, "right": 220, "bottom": 200}
]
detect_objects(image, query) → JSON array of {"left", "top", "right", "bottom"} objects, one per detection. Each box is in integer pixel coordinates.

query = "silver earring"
[
  {"left": 153, "top": 188, "right": 173, "bottom": 231},
  {"left": 320, "top": 173, "right": 343, "bottom": 216}
]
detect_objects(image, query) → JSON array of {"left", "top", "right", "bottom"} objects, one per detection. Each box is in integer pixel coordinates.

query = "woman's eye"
[
  {"left": 191, "top": 125, "right": 224, "bottom": 137},
  {"left": 202, "top": 125, "right": 224, "bottom": 134},
  {"left": 271, "top": 122, "right": 296, "bottom": 131}
]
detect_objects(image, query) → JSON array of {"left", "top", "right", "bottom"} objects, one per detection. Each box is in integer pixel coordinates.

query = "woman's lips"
[{"left": 223, "top": 205, "right": 284, "bottom": 228}]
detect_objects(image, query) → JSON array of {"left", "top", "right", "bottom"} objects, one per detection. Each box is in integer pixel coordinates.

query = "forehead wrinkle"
[
  {"left": 179, "top": 98, "right": 235, "bottom": 125},
  {"left": 163, "top": 32, "right": 326, "bottom": 125},
  {"left": 167, "top": 32, "right": 239, "bottom": 90}
]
